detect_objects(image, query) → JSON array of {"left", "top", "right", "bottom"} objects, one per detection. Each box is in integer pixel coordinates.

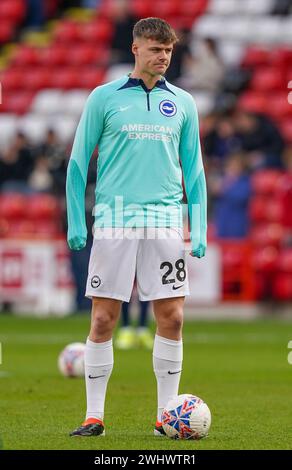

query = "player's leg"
[
  {"left": 152, "top": 296, "right": 184, "bottom": 435},
  {"left": 70, "top": 228, "right": 137, "bottom": 437},
  {"left": 136, "top": 227, "right": 188, "bottom": 435},
  {"left": 70, "top": 297, "right": 121, "bottom": 437}
]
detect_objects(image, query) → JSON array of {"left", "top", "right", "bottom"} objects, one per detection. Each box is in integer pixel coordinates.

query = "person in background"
[
  {"left": 203, "top": 113, "right": 240, "bottom": 162},
  {"left": 115, "top": 298, "right": 153, "bottom": 350},
  {"left": 0, "top": 132, "right": 34, "bottom": 193},
  {"left": 82, "top": 0, "right": 101, "bottom": 8},
  {"left": 110, "top": 0, "right": 137, "bottom": 64},
  {"left": 165, "top": 28, "right": 192, "bottom": 83},
  {"left": 209, "top": 153, "right": 251, "bottom": 239},
  {"left": 177, "top": 38, "right": 224, "bottom": 91},
  {"left": 235, "top": 111, "right": 284, "bottom": 170}
]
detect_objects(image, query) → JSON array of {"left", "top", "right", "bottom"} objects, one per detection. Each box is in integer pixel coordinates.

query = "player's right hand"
[{"left": 68, "top": 235, "right": 87, "bottom": 251}]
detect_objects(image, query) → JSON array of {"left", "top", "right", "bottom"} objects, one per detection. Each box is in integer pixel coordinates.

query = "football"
[
  {"left": 58, "top": 342, "right": 85, "bottom": 377},
  {"left": 161, "top": 394, "right": 211, "bottom": 439}
]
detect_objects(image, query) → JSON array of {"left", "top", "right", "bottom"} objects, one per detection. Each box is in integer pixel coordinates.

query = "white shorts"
[{"left": 85, "top": 227, "right": 190, "bottom": 302}]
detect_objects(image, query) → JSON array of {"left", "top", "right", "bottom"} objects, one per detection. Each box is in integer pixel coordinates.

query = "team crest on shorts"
[
  {"left": 159, "top": 100, "right": 177, "bottom": 117},
  {"left": 91, "top": 275, "right": 101, "bottom": 288}
]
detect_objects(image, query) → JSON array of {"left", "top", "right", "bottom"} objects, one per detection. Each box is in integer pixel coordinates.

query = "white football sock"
[
  {"left": 153, "top": 334, "right": 183, "bottom": 422},
  {"left": 85, "top": 338, "right": 113, "bottom": 421}
]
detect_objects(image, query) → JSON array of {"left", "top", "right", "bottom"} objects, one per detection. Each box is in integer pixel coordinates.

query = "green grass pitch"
[{"left": 1, "top": 313, "right": 292, "bottom": 450}]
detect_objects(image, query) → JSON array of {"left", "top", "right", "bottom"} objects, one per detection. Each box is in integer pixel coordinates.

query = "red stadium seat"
[
  {"left": 27, "top": 194, "right": 60, "bottom": 221},
  {"left": 277, "top": 174, "right": 292, "bottom": 228},
  {"left": 0, "top": 194, "right": 27, "bottom": 219},
  {"left": 78, "top": 20, "right": 113, "bottom": 44},
  {"left": 0, "top": 91, "right": 34, "bottom": 114},
  {"left": 267, "top": 93, "right": 292, "bottom": 120},
  {"left": 0, "top": 218, "right": 9, "bottom": 238},
  {"left": 249, "top": 197, "right": 267, "bottom": 222},
  {"left": 279, "top": 119, "right": 292, "bottom": 144},
  {"left": 78, "top": 67, "right": 106, "bottom": 89},
  {"left": 222, "top": 245, "right": 245, "bottom": 269},
  {"left": 52, "top": 67, "right": 80, "bottom": 89},
  {"left": 21, "top": 67, "right": 51, "bottom": 90},
  {"left": 172, "top": 16, "right": 198, "bottom": 29},
  {"left": 11, "top": 45, "right": 38, "bottom": 66},
  {"left": 130, "top": 0, "right": 153, "bottom": 18},
  {"left": 273, "top": 273, "right": 292, "bottom": 300},
  {"left": 251, "top": 246, "right": 279, "bottom": 272},
  {"left": 0, "top": 0, "right": 26, "bottom": 24},
  {"left": 250, "top": 223, "right": 285, "bottom": 247},
  {"left": 249, "top": 197, "right": 283, "bottom": 223},
  {"left": 220, "top": 241, "right": 256, "bottom": 301},
  {"left": 250, "top": 67, "right": 285, "bottom": 91},
  {"left": 251, "top": 170, "right": 283, "bottom": 195},
  {"left": 178, "top": 0, "right": 208, "bottom": 17},
  {"left": 270, "top": 48, "right": 292, "bottom": 68},
  {"left": 277, "top": 249, "right": 292, "bottom": 273},
  {"left": 34, "top": 220, "right": 60, "bottom": 238},
  {"left": 5, "top": 219, "right": 36, "bottom": 239},
  {"left": 0, "top": 22, "right": 14, "bottom": 44},
  {"left": 286, "top": 67, "right": 292, "bottom": 84},
  {"left": 237, "top": 92, "right": 267, "bottom": 114},
  {"left": 152, "top": 0, "right": 180, "bottom": 17},
  {"left": 54, "top": 21, "right": 80, "bottom": 43},
  {"left": 37, "top": 46, "right": 68, "bottom": 67},
  {"left": 0, "top": 68, "right": 23, "bottom": 91},
  {"left": 241, "top": 47, "right": 270, "bottom": 68},
  {"left": 67, "top": 45, "right": 109, "bottom": 66}
]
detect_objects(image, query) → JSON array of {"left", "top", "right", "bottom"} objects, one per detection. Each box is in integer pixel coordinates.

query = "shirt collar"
[{"left": 117, "top": 74, "right": 176, "bottom": 95}]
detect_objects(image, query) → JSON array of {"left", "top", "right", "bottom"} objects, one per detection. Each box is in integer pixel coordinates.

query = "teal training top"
[{"left": 66, "top": 75, "right": 207, "bottom": 257}]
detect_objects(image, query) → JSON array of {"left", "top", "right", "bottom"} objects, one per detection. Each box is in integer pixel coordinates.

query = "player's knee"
[
  {"left": 91, "top": 310, "right": 113, "bottom": 336},
  {"left": 169, "top": 311, "right": 183, "bottom": 333},
  {"left": 160, "top": 307, "right": 183, "bottom": 333}
]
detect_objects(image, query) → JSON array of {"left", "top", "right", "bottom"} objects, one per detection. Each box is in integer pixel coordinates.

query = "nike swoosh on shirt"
[
  {"left": 119, "top": 106, "right": 132, "bottom": 112},
  {"left": 88, "top": 374, "right": 106, "bottom": 379},
  {"left": 172, "top": 285, "right": 184, "bottom": 290}
]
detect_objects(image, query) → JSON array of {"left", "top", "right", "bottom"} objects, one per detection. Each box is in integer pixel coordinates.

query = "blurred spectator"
[
  {"left": 203, "top": 113, "right": 240, "bottom": 162},
  {"left": 0, "top": 132, "right": 34, "bottom": 193},
  {"left": 235, "top": 111, "right": 285, "bottom": 170},
  {"left": 110, "top": 0, "right": 137, "bottom": 64},
  {"left": 271, "top": 0, "right": 292, "bottom": 15},
  {"left": 24, "top": 0, "right": 45, "bottom": 29},
  {"left": 281, "top": 147, "right": 292, "bottom": 239},
  {"left": 166, "top": 29, "right": 192, "bottom": 83},
  {"left": 37, "top": 129, "right": 65, "bottom": 160},
  {"left": 44, "top": 0, "right": 60, "bottom": 19},
  {"left": 283, "top": 146, "right": 292, "bottom": 172},
  {"left": 209, "top": 153, "right": 251, "bottom": 238},
  {"left": 82, "top": 0, "right": 101, "bottom": 7},
  {"left": 28, "top": 157, "right": 54, "bottom": 192},
  {"left": 35, "top": 129, "right": 68, "bottom": 194},
  {"left": 177, "top": 38, "right": 224, "bottom": 91},
  {"left": 57, "top": 0, "right": 82, "bottom": 12}
]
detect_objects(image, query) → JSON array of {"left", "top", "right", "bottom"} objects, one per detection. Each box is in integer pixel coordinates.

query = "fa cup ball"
[
  {"left": 58, "top": 342, "right": 85, "bottom": 377},
  {"left": 161, "top": 394, "right": 211, "bottom": 439}
]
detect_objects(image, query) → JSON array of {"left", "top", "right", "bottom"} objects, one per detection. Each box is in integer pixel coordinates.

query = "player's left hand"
[{"left": 190, "top": 245, "right": 206, "bottom": 258}]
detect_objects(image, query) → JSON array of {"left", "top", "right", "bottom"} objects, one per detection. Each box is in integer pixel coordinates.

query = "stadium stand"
[{"left": 0, "top": 0, "right": 291, "bottom": 305}]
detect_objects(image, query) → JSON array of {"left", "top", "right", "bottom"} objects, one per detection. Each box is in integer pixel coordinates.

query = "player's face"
[{"left": 132, "top": 38, "right": 174, "bottom": 77}]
